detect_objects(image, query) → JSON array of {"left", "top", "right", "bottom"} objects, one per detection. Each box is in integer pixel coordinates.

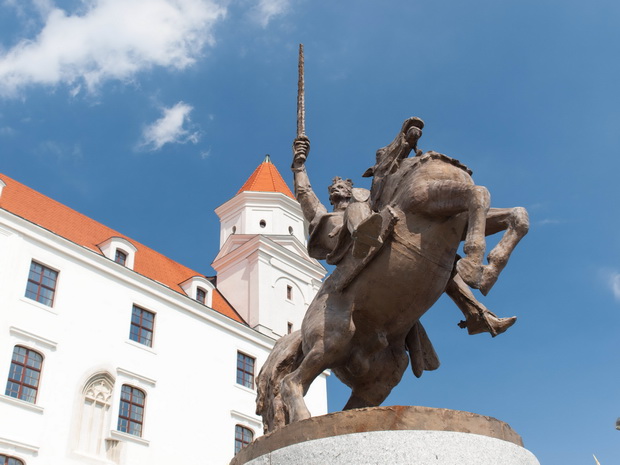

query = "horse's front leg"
[
  {"left": 455, "top": 183, "right": 491, "bottom": 288},
  {"left": 476, "top": 207, "right": 529, "bottom": 295},
  {"left": 405, "top": 179, "right": 491, "bottom": 289}
]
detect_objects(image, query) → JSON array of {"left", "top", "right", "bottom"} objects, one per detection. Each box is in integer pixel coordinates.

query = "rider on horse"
[{"left": 291, "top": 120, "right": 515, "bottom": 337}]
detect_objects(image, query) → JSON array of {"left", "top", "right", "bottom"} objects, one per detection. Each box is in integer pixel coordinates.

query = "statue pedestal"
[{"left": 230, "top": 406, "right": 540, "bottom": 465}]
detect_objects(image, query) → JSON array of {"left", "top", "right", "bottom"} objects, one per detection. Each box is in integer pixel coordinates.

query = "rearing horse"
[{"left": 256, "top": 117, "right": 529, "bottom": 433}]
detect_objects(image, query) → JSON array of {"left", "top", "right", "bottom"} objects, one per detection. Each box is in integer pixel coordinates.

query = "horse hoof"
[
  {"left": 456, "top": 257, "right": 483, "bottom": 289},
  {"left": 478, "top": 266, "right": 499, "bottom": 295}
]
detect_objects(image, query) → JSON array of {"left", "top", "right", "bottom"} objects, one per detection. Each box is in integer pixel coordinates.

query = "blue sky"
[{"left": 1, "top": 1, "right": 619, "bottom": 463}]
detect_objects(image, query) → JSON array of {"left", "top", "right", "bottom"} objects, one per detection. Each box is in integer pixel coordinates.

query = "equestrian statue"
[{"left": 255, "top": 46, "right": 529, "bottom": 434}]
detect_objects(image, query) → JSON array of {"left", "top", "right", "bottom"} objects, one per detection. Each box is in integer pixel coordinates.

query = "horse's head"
[{"left": 363, "top": 117, "right": 424, "bottom": 208}]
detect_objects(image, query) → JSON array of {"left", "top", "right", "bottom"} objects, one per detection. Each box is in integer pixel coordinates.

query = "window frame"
[
  {"left": 114, "top": 249, "right": 128, "bottom": 266},
  {"left": 0, "top": 454, "right": 25, "bottom": 465},
  {"left": 196, "top": 287, "right": 206, "bottom": 304},
  {"left": 234, "top": 424, "right": 254, "bottom": 454},
  {"left": 117, "top": 384, "right": 146, "bottom": 438},
  {"left": 5, "top": 345, "right": 43, "bottom": 404},
  {"left": 236, "top": 352, "right": 255, "bottom": 389},
  {"left": 129, "top": 305, "right": 155, "bottom": 348},
  {"left": 24, "top": 260, "right": 59, "bottom": 307}
]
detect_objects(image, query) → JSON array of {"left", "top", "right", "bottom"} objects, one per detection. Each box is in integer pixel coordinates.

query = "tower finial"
[{"left": 264, "top": 154, "right": 271, "bottom": 163}]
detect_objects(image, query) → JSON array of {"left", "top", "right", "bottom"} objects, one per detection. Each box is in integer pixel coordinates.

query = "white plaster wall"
[
  {"left": 0, "top": 211, "right": 328, "bottom": 465},
  {"left": 219, "top": 212, "right": 243, "bottom": 248},
  {"left": 215, "top": 256, "right": 253, "bottom": 326},
  {"left": 216, "top": 193, "right": 306, "bottom": 248}
]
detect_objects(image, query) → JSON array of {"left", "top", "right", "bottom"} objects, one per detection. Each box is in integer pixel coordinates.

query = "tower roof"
[{"left": 237, "top": 155, "right": 295, "bottom": 199}]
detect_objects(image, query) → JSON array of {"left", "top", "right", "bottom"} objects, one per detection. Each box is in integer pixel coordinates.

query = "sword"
[{"left": 297, "top": 44, "right": 305, "bottom": 138}]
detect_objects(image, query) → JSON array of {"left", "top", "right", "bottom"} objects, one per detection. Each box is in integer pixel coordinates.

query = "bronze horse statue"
[{"left": 256, "top": 117, "right": 529, "bottom": 433}]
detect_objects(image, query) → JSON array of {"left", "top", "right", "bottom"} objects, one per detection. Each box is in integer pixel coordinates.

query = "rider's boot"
[
  {"left": 352, "top": 212, "right": 383, "bottom": 259},
  {"left": 458, "top": 310, "right": 516, "bottom": 337}
]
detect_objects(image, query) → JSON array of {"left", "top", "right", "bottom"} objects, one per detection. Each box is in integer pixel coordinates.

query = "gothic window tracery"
[{"left": 76, "top": 373, "right": 115, "bottom": 456}]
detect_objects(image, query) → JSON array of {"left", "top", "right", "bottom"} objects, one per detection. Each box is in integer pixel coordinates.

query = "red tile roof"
[
  {"left": 237, "top": 155, "right": 295, "bottom": 199},
  {"left": 0, "top": 173, "right": 245, "bottom": 324}
]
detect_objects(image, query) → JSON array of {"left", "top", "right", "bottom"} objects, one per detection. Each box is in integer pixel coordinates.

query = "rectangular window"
[
  {"left": 196, "top": 288, "right": 206, "bottom": 304},
  {"left": 115, "top": 249, "right": 127, "bottom": 266},
  {"left": 287, "top": 322, "right": 293, "bottom": 334},
  {"left": 25, "top": 261, "right": 58, "bottom": 307},
  {"left": 5, "top": 346, "right": 43, "bottom": 403},
  {"left": 130, "top": 306, "right": 155, "bottom": 347},
  {"left": 236, "top": 352, "right": 255, "bottom": 389},
  {"left": 286, "top": 285, "right": 292, "bottom": 300}
]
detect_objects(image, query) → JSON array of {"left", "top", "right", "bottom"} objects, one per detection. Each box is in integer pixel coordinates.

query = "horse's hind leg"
[
  {"left": 477, "top": 207, "right": 529, "bottom": 295},
  {"left": 342, "top": 347, "right": 409, "bottom": 410},
  {"left": 280, "top": 292, "right": 354, "bottom": 424},
  {"left": 279, "top": 348, "right": 328, "bottom": 422}
]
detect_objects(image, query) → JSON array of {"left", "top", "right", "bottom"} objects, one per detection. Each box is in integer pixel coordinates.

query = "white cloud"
[
  {"left": 140, "top": 101, "right": 200, "bottom": 151},
  {"left": 252, "top": 0, "right": 290, "bottom": 27},
  {"left": 0, "top": 0, "right": 227, "bottom": 97},
  {"left": 608, "top": 271, "right": 620, "bottom": 301}
]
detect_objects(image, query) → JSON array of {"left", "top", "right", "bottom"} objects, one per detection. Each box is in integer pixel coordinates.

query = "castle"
[{"left": 0, "top": 156, "right": 328, "bottom": 465}]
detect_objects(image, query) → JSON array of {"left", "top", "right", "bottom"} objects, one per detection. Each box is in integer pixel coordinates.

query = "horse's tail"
[{"left": 256, "top": 330, "right": 304, "bottom": 433}]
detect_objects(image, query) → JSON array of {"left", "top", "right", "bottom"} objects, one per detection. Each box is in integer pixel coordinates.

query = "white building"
[{"left": 0, "top": 156, "right": 328, "bottom": 465}]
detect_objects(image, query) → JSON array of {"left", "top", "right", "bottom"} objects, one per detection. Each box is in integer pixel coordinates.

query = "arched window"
[
  {"left": 76, "top": 373, "right": 114, "bottom": 456},
  {"left": 5, "top": 346, "right": 43, "bottom": 403},
  {"left": 234, "top": 425, "right": 254, "bottom": 454},
  {"left": 117, "top": 385, "right": 146, "bottom": 437},
  {"left": 0, "top": 455, "right": 24, "bottom": 465}
]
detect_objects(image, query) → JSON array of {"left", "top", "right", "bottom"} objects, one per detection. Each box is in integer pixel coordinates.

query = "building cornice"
[
  {"left": 0, "top": 209, "right": 277, "bottom": 350},
  {"left": 212, "top": 234, "right": 326, "bottom": 280},
  {"left": 215, "top": 191, "right": 302, "bottom": 221}
]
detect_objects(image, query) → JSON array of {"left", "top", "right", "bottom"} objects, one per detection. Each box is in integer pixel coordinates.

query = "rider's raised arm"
[{"left": 292, "top": 136, "right": 328, "bottom": 223}]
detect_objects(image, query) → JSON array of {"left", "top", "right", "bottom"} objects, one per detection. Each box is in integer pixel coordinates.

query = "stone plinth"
[{"left": 230, "top": 406, "right": 540, "bottom": 465}]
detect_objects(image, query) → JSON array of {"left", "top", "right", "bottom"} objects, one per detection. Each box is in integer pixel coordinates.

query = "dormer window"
[
  {"left": 196, "top": 288, "right": 206, "bottom": 304},
  {"left": 98, "top": 237, "right": 137, "bottom": 270},
  {"left": 115, "top": 249, "right": 128, "bottom": 266},
  {"left": 180, "top": 276, "right": 216, "bottom": 307}
]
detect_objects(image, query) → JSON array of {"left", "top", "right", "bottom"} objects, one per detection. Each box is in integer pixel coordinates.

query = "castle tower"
[{"left": 212, "top": 155, "right": 326, "bottom": 338}]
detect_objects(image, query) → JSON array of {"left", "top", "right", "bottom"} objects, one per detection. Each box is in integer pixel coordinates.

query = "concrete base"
[{"left": 230, "top": 406, "right": 540, "bottom": 465}]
